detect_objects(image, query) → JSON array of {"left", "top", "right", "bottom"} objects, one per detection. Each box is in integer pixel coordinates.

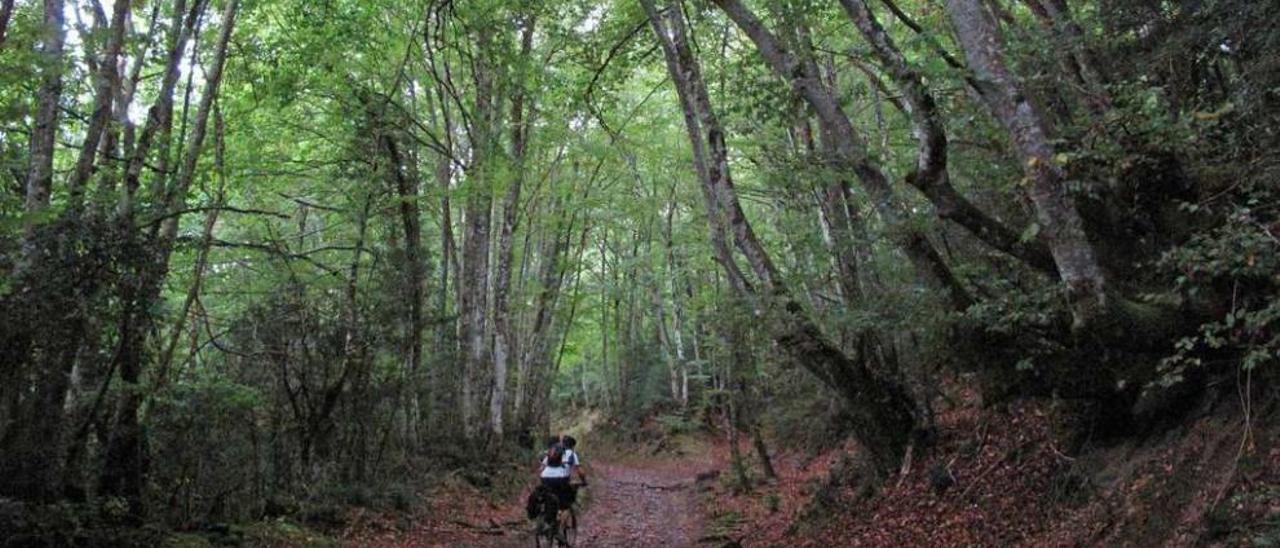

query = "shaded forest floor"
[
  {"left": 146, "top": 375, "right": 1278, "bottom": 547},
  {"left": 339, "top": 435, "right": 717, "bottom": 547},
  {"left": 335, "top": 378, "right": 1279, "bottom": 548},
  {"left": 698, "top": 380, "right": 1280, "bottom": 547}
]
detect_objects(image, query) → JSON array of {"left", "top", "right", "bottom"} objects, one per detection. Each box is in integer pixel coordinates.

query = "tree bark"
[
  {"left": 0, "top": 0, "right": 16, "bottom": 50},
  {"left": 428, "top": 93, "right": 457, "bottom": 438},
  {"left": 712, "top": 0, "right": 972, "bottom": 311},
  {"left": 644, "top": 0, "right": 918, "bottom": 477},
  {"left": 662, "top": 196, "right": 690, "bottom": 407},
  {"left": 23, "top": 0, "right": 66, "bottom": 231},
  {"left": 100, "top": 0, "right": 239, "bottom": 516},
  {"left": 654, "top": 285, "right": 682, "bottom": 404},
  {"left": 68, "top": 0, "right": 130, "bottom": 211},
  {"left": 93, "top": 2, "right": 158, "bottom": 208},
  {"left": 379, "top": 112, "right": 426, "bottom": 427},
  {"left": 84, "top": 0, "right": 198, "bottom": 506},
  {"left": 328, "top": 196, "right": 373, "bottom": 468},
  {"left": 839, "top": 0, "right": 1058, "bottom": 276},
  {"left": 0, "top": 0, "right": 70, "bottom": 503},
  {"left": 491, "top": 15, "right": 536, "bottom": 439},
  {"left": 459, "top": 165, "right": 492, "bottom": 442},
  {"left": 944, "top": 0, "right": 1108, "bottom": 326},
  {"left": 120, "top": 0, "right": 199, "bottom": 219},
  {"left": 516, "top": 214, "right": 578, "bottom": 437},
  {"left": 724, "top": 329, "right": 751, "bottom": 492},
  {"left": 457, "top": 22, "right": 502, "bottom": 441},
  {"left": 751, "top": 421, "right": 777, "bottom": 480},
  {"left": 154, "top": 181, "right": 220, "bottom": 389}
]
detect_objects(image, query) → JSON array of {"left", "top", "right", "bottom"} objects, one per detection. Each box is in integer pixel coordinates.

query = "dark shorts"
[{"left": 540, "top": 476, "right": 575, "bottom": 508}]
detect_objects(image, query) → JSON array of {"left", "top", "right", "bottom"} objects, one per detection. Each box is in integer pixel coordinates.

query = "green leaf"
[{"left": 1020, "top": 223, "right": 1041, "bottom": 243}]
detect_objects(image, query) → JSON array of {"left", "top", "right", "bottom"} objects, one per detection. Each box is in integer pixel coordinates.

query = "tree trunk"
[
  {"left": 944, "top": 0, "right": 1108, "bottom": 327},
  {"left": 22, "top": 0, "right": 66, "bottom": 234},
  {"left": 120, "top": 0, "right": 199, "bottom": 220},
  {"left": 530, "top": 220, "right": 575, "bottom": 426},
  {"left": 457, "top": 23, "right": 503, "bottom": 442},
  {"left": 68, "top": 0, "right": 130, "bottom": 211},
  {"left": 598, "top": 233, "right": 613, "bottom": 410},
  {"left": 839, "top": 0, "right": 1058, "bottom": 276},
  {"left": 378, "top": 113, "right": 427, "bottom": 445},
  {"left": 724, "top": 333, "right": 751, "bottom": 492},
  {"left": 323, "top": 196, "right": 373, "bottom": 472},
  {"left": 644, "top": 0, "right": 918, "bottom": 477},
  {"left": 100, "top": 0, "right": 239, "bottom": 517},
  {"left": 0, "top": 0, "right": 71, "bottom": 503},
  {"left": 751, "top": 422, "right": 777, "bottom": 480},
  {"left": 654, "top": 287, "right": 682, "bottom": 405},
  {"left": 83, "top": 0, "right": 197, "bottom": 506},
  {"left": 93, "top": 2, "right": 158, "bottom": 208},
  {"left": 429, "top": 96, "right": 457, "bottom": 438},
  {"left": 668, "top": 262, "right": 690, "bottom": 405},
  {"left": 491, "top": 16, "right": 536, "bottom": 440},
  {"left": 460, "top": 188, "right": 492, "bottom": 442},
  {"left": 712, "top": 0, "right": 972, "bottom": 312},
  {"left": 818, "top": 177, "right": 867, "bottom": 309},
  {"left": 0, "top": 0, "right": 16, "bottom": 50},
  {"left": 154, "top": 107, "right": 227, "bottom": 391}
]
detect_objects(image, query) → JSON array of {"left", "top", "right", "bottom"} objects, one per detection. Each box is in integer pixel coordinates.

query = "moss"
[
  {"left": 1107, "top": 296, "right": 1190, "bottom": 348},
  {"left": 712, "top": 510, "right": 741, "bottom": 535},
  {"left": 162, "top": 533, "right": 217, "bottom": 548},
  {"left": 243, "top": 519, "right": 336, "bottom": 547},
  {"left": 1253, "top": 520, "right": 1280, "bottom": 547}
]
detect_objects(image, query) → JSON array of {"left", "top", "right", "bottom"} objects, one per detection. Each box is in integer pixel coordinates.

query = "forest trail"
[
  {"left": 573, "top": 460, "right": 706, "bottom": 547},
  {"left": 5, "top": 0, "right": 1273, "bottom": 545},
  {"left": 348, "top": 453, "right": 709, "bottom": 547}
]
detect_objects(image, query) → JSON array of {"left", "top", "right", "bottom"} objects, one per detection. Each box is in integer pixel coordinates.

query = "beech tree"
[
  {"left": 0, "top": 0, "right": 1272, "bottom": 534},
  {"left": 643, "top": 0, "right": 918, "bottom": 475},
  {"left": 944, "top": 0, "right": 1108, "bottom": 327}
]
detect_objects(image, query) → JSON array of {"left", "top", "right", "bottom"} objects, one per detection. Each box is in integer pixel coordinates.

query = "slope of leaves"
[{"left": 701, "top": 380, "right": 1277, "bottom": 547}]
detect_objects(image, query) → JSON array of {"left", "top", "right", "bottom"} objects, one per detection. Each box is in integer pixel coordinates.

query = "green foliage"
[
  {"left": 710, "top": 509, "right": 741, "bottom": 536},
  {"left": 1, "top": 0, "right": 1277, "bottom": 541},
  {"left": 656, "top": 412, "right": 698, "bottom": 435},
  {"left": 0, "top": 498, "right": 170, "bottom": 547},
  {"left": 764, "top": 492, "right": 781, "bottom": 513},
  {"left": 1157, "top": 186, "right": 1280, "bottom": 383}
]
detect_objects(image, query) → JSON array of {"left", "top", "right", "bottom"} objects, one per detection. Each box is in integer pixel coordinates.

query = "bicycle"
[{"left": 532, "top": 480, "right": 585, "bottom": 547}]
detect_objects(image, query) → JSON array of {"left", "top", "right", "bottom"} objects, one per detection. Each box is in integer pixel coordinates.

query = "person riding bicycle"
[
  {"left": 530, "top": 434, "right": 590, "bottom": 544},
  {"left": 539, "top": 436, "right": 575, "bottom": 510},
  {"left": 539, "top": 435, "right": 588, "bottom": 509}
]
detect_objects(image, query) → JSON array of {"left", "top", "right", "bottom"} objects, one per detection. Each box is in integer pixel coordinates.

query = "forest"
[{"left": 0, "top": 0, "right": 1276, "bottom": 546}]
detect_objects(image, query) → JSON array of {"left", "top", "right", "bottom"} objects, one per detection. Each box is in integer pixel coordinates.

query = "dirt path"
[
  {"left": 348, "top": 456, "right": 708, "bottom": 547},
  {"left": 575, "top": 461, "right": 704, "bottom": 547}
]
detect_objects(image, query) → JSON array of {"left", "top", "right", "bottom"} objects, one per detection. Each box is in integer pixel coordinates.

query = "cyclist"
[{"left": 539, "top": 436, "right": 574, "bottom": 511}]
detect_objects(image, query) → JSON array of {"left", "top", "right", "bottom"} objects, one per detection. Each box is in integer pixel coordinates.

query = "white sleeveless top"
[{"left": 539, "top": 448, "right": 579, "bottom": 479}]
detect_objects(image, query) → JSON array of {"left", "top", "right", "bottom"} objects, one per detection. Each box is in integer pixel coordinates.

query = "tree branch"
[{"left": 142, "top": 205, "right": 290, "bottom": 227}]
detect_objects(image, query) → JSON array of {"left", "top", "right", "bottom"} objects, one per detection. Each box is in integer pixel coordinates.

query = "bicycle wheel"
[
  {"left": 534, "top": 519, "right": 554, "bottom": 548},
  {"left": 555, "top": 522, "right": 570, "bottom": 548},
  {"left": 563, "top": 519, "right": 577, "bottom": 547}
]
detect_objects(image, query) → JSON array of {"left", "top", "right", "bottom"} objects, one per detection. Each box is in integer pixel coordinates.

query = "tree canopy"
[{"left": 0, "top": 0, "right": 1276, "bottom": 538}]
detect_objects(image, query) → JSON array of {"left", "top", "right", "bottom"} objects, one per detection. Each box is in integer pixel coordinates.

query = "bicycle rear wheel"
[
  {"left": 534, "top": 520, "right": 555, "bottom": 548},
  {"left": 563, "top": 519, "right": 577, "bottom": 547}
]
